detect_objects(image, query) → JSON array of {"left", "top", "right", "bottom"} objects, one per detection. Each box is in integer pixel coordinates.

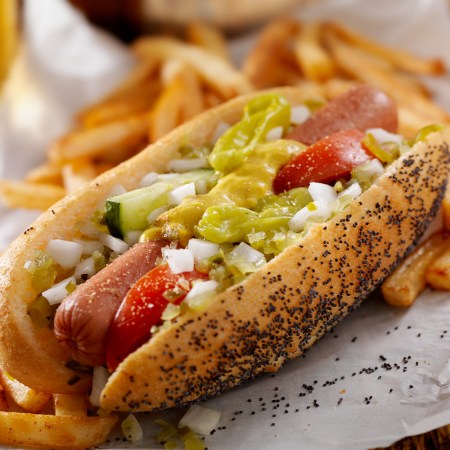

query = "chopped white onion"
[
  {"left": 366, "top": 128, "right": 403, "bottom": 145},
  {"left": 289, "top": 201, "right": 332, "bottom": 232},
  {"left": 46, "top": 239, "right": 83, "bottom": 269},
  {"left": 89, "top": 366, "right": 110, "bottom": 407},
  {"left": 42, "top": 276, "right": 76, "bottom": 305},
  {"left": 186, "top": 280, "right": 219, "bottom": 300},
  {"left": 230, "top": 242, "right": 265, "bottom": 265},
  {"left": 168, "top": 182, "right": 196, "bottom": 205},
  {"left": 179, "top": 405, "right": 221, "bottom": 435},
  {"left": 163, "top": 248, "right": 194, "bottom": 274},
  {"left": 108, "top": 184, "right": 127, "bottom": 197},
  {"left": 73, "top": 239, "right": 104, "bottom": 255},
  {"left": 78, "top": 221, "right": 101, "bottom": 239},
  {"left": 338, "top": 182, "right": 362, "bottom": 199},
  {"left": 308, "top": 182, "right": 337, "bottom": 204},
  {"left": 187, "top": 239, "right": 219, "bottom": 260},
  {"left": 290, "top": 105, "right": 310, "bottom": 125},
  {"left": 74, "top": 257, "right": 96, "bottom": 280},
  {"left": 99, "top": 233, "right": 129, "bottom": 254},
  {"left": 124, "top": 231, "right": 141, "bottom": 246},
  {"left": 121, "top": 414, "right": 143, "bottom": 443},
  {"left": 139, "top": 172, "right": 159, "bottom": 187},
  {"left": 212, "top": 122, "right": 230, "bottom": 143},
  {"left": 358, "top": 159, "right": 385, "bottom": 179},
  {"left": 147, "top": 205, "right": 169, "bottom": 224},
  {"left": 265, "top": 126, "right": 284, "bottom": 141},
  {"left": 168, "top": 158, "right": 208, "bottom": 172}
]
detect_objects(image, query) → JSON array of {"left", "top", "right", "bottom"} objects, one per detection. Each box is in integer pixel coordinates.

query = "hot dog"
[{"left": 0, "top": 85, "right": 448, "bottom": 413}]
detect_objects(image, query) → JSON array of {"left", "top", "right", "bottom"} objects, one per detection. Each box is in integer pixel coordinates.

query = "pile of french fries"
[
  {"left": 0, "top": 369, "right": 117, "bottom": 449},
  {"left": 0, "top": 18, "right": 449, "bottom": 449}
]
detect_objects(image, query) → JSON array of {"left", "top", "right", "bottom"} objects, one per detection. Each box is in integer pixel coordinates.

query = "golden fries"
[
  {"left": 294, "top": 22, "right": 335, "bottom": 82},
  {"left": 0, "top": 411, "right": 118, "bottom": 449},
  {"left": 53, "top": 394, "right": 88, "bottom": 417},
  {"left": 133, "top": 37, "right": 252, "bottom": 98},
  {"left": 0, "top": 180, "right": 65, "bottom": 210},
  {"left": 0, "top": 371, "right": 51, "bottom": 413},
  {"left": 328, "top": 22, "right": 445, "bottom": 75},
  {"left": 381, "top": 233, "right": 450, "bottom": 307},
  {"left": 186, "top": 22, "right": 230, "bottom": 62},
  {"left": 425, "top": 245, "right": 450, "bottom": 290}
]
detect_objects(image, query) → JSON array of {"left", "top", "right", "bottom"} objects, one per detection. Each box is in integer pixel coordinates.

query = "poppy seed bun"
[{"left": 0, "top": 88, "right": 447, "bottom": 407}]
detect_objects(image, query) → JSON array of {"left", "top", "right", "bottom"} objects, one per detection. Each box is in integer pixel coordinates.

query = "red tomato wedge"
[
  {"left": 106, "top": 265, "right": 208, "bottom": 371},
  {"left": 273, "top": 129, "right": 374, "bottom": 194}
]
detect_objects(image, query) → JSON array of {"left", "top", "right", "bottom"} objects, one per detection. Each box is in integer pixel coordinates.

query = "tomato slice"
[
  {"left": 273, "top": 129, "right": 373, "bottom": 194},
  {"left": 106, "top": 265, "right": 208, "bottom": 371}
]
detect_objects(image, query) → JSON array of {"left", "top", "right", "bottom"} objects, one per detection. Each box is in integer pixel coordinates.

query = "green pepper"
[
  {"left": 362, "top": 133, "right": 400, "bottom": 163},
  {"left": 413, "top": 124, "right": 444, "bottom": 145},
  {"left": 208, "top": 94, "right": 291, "bottom": 174}
]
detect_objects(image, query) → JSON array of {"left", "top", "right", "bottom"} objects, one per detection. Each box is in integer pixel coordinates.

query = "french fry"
[
  {"left": 49, "top": 113, "right": 150, "bottom": 163},
  {"left": 53, "top": 394, "right": 88, "bottom": 417},
  {"left": 79, "top": 79, "right": 161, "bottom": 128},
  {"left": 0, "top": 371, "right": 51, "bottom": 413},
  {"left": 324, "top": 33, "right": 450, "bottom": 124},
  {"left": 133, "top": 37, "right": 252, "bottom": 98},
  {"left": 186, "top": 22, "right": 230, "bottom": 62},
  {"left": 149, "top": 77, "right": 185, "bottom": 142},
  {"left": 243, "top": 19, "right": 300, "bottom": 88},
  {"left": 381, "top": 233, "right": 450, "bottom": 307},
  {"left": 0, "top": 384, "right": 8, "bottom": 411},
  {"left": 294, "top": 22, "right": 335, "bottom": 82},
  {"left": 62, "top": 158, "right": 97, "bottom": 193},
  {"left": 328, "top": 22, "right": 445, "bottom": 75},
  {"left": 0, "top": 180, "right": 65, "bottom": 210},
  {"left": 0, "top": 411, "right": 118, "bottom": 449},
  {"left": 425, "top": 244, "right": 450, "bottom": 290},
  {"left": 178, "top": 68, "right": 205, "bottom": 121},
  {"left": 25, "top": 163, "right": 63, "bottom": 186}
]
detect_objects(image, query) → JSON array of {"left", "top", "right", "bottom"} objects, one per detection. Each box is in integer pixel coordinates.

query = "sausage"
[
  {"left": 54, "top": 240, "right": 165, "bottom": 367},
  {"left": 288, "top": 84, "right": 398, "bottom": 145}
]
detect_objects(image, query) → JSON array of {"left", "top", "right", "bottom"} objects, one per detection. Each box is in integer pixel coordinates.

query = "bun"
[{"left": 0, "top": 87, "right": 447, "bottom": 413}]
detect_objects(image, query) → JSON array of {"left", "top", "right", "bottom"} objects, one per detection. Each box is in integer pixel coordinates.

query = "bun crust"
[{"left": 0, "top": 88, "right": 447, "bottom": 408}]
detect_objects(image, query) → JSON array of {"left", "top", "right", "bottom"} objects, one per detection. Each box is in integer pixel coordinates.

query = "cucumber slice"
[{"left": 105, "top": 170, "right": 215, "bottom": 239}]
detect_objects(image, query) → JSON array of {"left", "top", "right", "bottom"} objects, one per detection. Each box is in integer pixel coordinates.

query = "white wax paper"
[{"left": 0, "top": 0, "right": 450, "bottom": 449}]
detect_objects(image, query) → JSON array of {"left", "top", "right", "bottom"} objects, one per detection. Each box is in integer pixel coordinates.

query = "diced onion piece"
[
  {"left": 163, "top": 248, "right": 194, "bottom": 274},
  {"left": 46, "top": 239, "right": 83, "bottom": 269},
  {"left": 230, "top": 242, "right": 265, "bottom": 265},
  {"left": 124, "top": 231, "right": 141, "bottom": 246},
  {"left": 168, "top": 158, "right": 208, "bottom": 172},
  {"left": 108, "top": 184, "right": 127, "bottom": 197},
  {"left": 42, "top": 276, "right": 76, "bottom": 305},
  {"left": 194, "top": 179, "right": 208, "bottom": 195},
  {"left": 161, "top": 303, "right": 181, "bottom": 321},
  {"left": 74, "top": 257, "right": 95, "bottom": 280},
  {"left": 308, "top": 182, "right": 337, "bottom": 204},
  {"left": 366, "top": 128, "right": 403, "bottom": 145},
  {"left": 265, "top": 126, "right": 284, "bottom": 141},
  {"left": 147, "top": 205, "right": 169, "bottom": 224},
  {"left": 212, "top": 122, "right": 230, "bottom": 143},
  {"left": 89, "top": 366, "right": 110, "bottom": 407},
  {"left": 290, "top": 105, "right": 310, "bottom": 125},
  {"left": 289, "top": 201, "right": 332, "bottom": 232},
  {"left": 187, "top": 239, "right": 219, "bottom": 261},
  {"left": 338, "top": 182, "right": 362, "bottom": 199},
  {"left": 121, "top": 414, "right": 143, "bottom": 443},
  {"left": 179, "top": 405, "right": 221, "bottom": 435},
  {"left": 168, "top": 182, "right": 196, "bottom": 205},
  {"left": 186, "top": 280, "right": 219, "bottom": 300},
  {"left": 139, "top": 172, "right": 159, "bottom": 187},
  {"left": 73, "top": 239, "right": 104, "bottom": 255},
  {"left": 99, "top": 233, "right": 129, "bottom": 254}
]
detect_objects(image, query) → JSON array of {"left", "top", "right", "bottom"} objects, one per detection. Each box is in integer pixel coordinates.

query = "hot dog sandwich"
[{"left": 0, "top": 85, "right": 448, "bottom": 412}]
